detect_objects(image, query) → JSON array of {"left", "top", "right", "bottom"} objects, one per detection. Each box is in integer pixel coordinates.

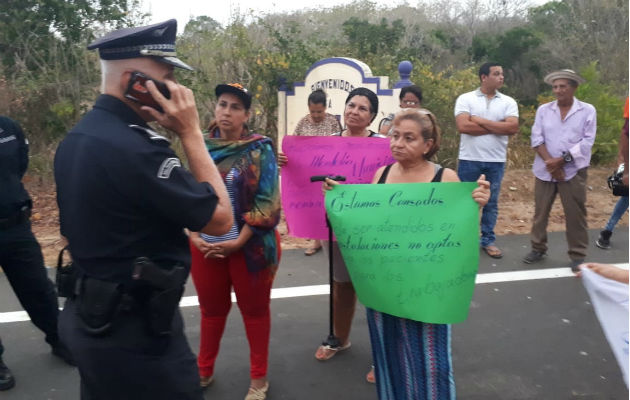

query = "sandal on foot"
[
  {"left": 245, "top": 382, "right": 269, "bottom": 400},
  {"left": 366, "top": 366, "right": 375, "bottom": 384},
  {"left": 200, "top": 375, "right": 214, "bottom": 388},
  {"left": 482, "top": 245, "right": 503, "bottom": 259},
  {"left": 315, "top": 341, "right": 351, "bottom": 361},
  {"left": 304, "top": 246, "right": 322, "bottom": 256}
]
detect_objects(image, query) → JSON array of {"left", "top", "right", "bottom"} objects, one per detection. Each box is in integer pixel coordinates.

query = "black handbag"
[
  {"left": 56, "top": 246, "right": 78, "bottom": 298},
  {"left": 607, "top": 164, "right": 629, "bottom": 197}
]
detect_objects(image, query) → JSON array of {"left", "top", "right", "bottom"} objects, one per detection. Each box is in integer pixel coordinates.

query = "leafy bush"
[
  {"left": 575, "top": 62, "right": 625, "bottom": 164},
  {"left": 413, "top": 64, "right": 479, "bottom": 168}
]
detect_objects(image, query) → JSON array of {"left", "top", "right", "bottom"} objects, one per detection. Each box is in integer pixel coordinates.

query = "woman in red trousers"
[{"left": 189, "top": 83, "right": 281, "bottom": 400}]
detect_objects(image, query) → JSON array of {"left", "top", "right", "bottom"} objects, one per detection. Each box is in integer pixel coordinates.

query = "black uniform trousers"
[
  {"left": 60, "top": 298, "right": 203, "bottom": 400},
  {"left": 0, "top": 221, "right": 59, "bottom": 346}
]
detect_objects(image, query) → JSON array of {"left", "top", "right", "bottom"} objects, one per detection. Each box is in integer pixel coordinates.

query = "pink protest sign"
[{"left": 281, "top": 135, "right": 393, "bottom": 239}]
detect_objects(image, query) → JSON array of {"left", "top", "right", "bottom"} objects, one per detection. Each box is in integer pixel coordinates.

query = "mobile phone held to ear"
[{"left": 124, "top": 71, "right": 171, "bottom": 113}]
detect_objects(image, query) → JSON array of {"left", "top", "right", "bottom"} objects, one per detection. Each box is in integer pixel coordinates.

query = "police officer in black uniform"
[
  {"left": 54, "top": 19, "right": 232, "bottom": 399},
  {"left": 0, "top": 116, "right": 74, "bottom": 391}
]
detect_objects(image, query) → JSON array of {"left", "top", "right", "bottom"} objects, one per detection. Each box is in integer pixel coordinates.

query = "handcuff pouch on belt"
[
  {"left": 55, "top": 246, "right": 79, "bottom": 298},
  {"left": 55, "top": 247, "right": 119, "bottom": 335},
  {"left": 55, "top": 246, "right": 120, "bottom": 336},
  {"left": 132, "top": 257, "right": 186, "bottom": 337},
  {"left": 76, "top": 277, "right": 123, "bottom": 336}
]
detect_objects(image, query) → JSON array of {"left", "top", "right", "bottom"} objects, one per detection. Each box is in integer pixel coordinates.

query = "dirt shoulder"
[{"left": 26, "top": 167, "right": 626, "bottom": 266}]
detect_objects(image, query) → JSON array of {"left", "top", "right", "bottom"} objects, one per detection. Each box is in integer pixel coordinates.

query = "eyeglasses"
[{"left": 402, "top": 100, "right": 419, "bottom": 106}]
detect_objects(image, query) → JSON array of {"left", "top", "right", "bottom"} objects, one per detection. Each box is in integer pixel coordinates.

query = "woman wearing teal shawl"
[{"left": 189, "top": 83, "right": 280, "bottom": 400}]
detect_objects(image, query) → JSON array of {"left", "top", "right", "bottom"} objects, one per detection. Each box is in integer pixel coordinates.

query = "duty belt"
[{"left": 64, "top": 257, "right": 187, "bottom": 337}]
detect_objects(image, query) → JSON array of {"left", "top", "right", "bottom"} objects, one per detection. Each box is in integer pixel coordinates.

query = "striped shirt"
[{"left": 201, "top": 169, "right": 239, "bottom": 243}]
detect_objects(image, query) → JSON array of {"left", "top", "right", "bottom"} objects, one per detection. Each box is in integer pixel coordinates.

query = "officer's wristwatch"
[{"left": 562, "top": 151, "right": 573, "bottom": 163}]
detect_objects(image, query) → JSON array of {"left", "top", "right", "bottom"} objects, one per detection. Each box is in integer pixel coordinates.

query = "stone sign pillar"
[{"left": 278, "top": 57, "right": 415, "bottom": 145}]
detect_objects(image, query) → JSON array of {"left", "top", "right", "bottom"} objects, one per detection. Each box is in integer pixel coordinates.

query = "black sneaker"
[
  {"left": 569, "top": 259, "right": 585, "bottom": 273},
  {"left": 595, "top": 230, "right": 612, "bottom": 249},
  {"left": 523, "top": 250, "right": 546, "bottom": 264},
  {"left": 51, "top": 341, "right": 76, "bottom": 366},
  {"left": 0, "top": 358, "right": 15, "bottom": 391}
]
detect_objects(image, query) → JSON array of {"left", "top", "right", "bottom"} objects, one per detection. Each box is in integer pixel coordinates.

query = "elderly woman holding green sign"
[{"left": 323, "top": 108, "right": 490, "bottom": 399}]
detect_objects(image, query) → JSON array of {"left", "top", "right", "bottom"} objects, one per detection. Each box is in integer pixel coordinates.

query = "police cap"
[{"left": 87, "top": 19, "right": 193, "bottom": 71}]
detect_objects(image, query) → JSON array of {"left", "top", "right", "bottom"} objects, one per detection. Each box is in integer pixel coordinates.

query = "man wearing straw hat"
[{"left": 523, "top": 69, "right": 596, "bottom": 272}]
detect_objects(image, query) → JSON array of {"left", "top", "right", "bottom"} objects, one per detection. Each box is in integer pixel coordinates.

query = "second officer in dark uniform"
[
  {"left": 0, "top": 115, "right": 74, "bottom": 391},
  {"left": 54, "top": 19, "right": 233, "bottom": 399}
]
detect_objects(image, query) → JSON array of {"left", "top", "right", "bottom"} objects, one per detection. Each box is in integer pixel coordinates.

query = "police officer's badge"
[{"left": 157, "top": 157, "right": 181, "bottom": 179}]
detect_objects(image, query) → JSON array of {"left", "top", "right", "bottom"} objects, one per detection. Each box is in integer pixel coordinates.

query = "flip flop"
[
  {"left": 304, "top": 246, "right": 322, "bottom": 256},
  {"left": 366, "top": 366, "right": 375, "bottom": 384},
  {"left": 482, "top": 245, "right": 503, "bottom": 259},
  {"left": 314, "top": 341, "right": 351, "bottom": 361},
  {"left": 200, "top": 375, "right": 214, "bottom": 388}
]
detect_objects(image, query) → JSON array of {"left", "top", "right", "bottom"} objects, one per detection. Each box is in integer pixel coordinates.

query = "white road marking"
[
  {"left": 0, "top": 311, "right": 32, "bottom": 324},
  {"left": 476, "top": 267, "right": 576, "bottom": 283},
  {"left": 1, "top": 264, "right": 628, "bottom": 324}
]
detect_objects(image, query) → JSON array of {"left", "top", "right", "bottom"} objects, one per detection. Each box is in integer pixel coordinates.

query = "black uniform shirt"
[
  {"left": 0, "top": 116, "right": 30, "bottom": 218},
  {"left": 54, "top": 95, "right": 218, "bottom": 282}
]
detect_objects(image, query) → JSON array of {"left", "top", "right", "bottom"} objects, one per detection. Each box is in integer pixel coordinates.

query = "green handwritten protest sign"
[{"left": 325, "top": 182, "right": 479, "bottom": 324}]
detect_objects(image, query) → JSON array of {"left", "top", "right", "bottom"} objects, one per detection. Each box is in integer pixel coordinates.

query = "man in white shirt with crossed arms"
[{"left": 454, "top": 62, "right": 519, "bottom": 259}]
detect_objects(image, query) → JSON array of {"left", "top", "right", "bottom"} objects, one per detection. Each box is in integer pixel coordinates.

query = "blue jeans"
[
  {"left": 605, "top": 196, "right": 629, "bottom": 232},
  {"left": 457, "top": 160, "right": 505, "bottom": 247}
]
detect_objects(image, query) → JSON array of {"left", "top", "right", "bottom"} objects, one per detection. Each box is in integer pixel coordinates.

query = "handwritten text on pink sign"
[{"left": 281, "top": 136, "right": 393, "bottom": 239}]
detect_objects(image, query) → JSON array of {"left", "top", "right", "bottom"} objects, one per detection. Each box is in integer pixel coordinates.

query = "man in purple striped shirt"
[{"left": 523, "top": 69, "right": 597, "bottom": 272}]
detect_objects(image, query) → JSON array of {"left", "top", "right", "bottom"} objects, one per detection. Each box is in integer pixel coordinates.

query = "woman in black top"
[{"left": 324, "top": 108, "right": 489, "bottom": 396}]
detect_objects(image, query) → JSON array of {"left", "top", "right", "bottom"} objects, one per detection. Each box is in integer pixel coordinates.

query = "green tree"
[
  {"left": 183, "top": 16, "right": 222, "bottom": 37},
  {"left": 527, "top": 0, "right": 628, "bottom": 90},
  {"left": 0, "top": 0, "right": 144, "bottom": 67},
  {"left": 470, "top": 26, "right": 543, "bottom": 101},
  {"left": 0, "top": 0, "right": 145, "bottom": 175},
  {"left": 574, "top": 62, "right": 625, "bottom": 164},
  {"left": 342, "top": 17, "right": 405, "bottom": 59},
  {"left": 471, "top": 27, "right": 541, "bottom": 70}
]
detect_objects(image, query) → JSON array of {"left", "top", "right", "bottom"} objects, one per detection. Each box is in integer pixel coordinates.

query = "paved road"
[{"left": 0, "top": 228, "right": 627, "bottom": 399}]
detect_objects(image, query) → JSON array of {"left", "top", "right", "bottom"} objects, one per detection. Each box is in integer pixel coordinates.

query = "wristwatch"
[{"left": 562, "top": 151, "right": 573, "bottom": 163}]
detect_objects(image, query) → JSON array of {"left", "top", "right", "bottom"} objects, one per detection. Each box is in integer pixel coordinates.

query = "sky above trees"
[
  {"left": 141, "top": 0, "right": 552, "bottom": 31},
  {"left": 141, "top": 0, "right": 405, "bottom": 29}
]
